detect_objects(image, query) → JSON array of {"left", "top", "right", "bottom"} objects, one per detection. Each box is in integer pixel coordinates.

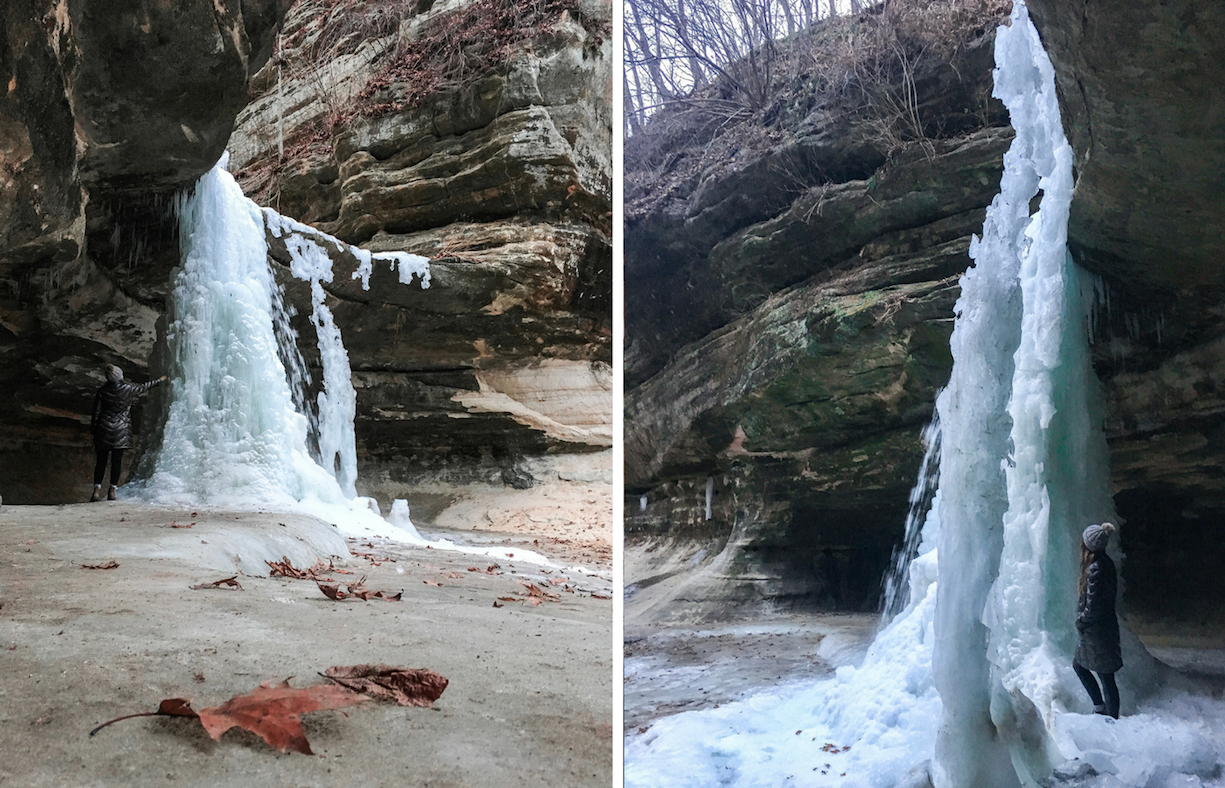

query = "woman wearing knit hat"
[
  {"left": 89, "top": 364, "right": 166, "bottom": 502},
  {"left": 1073, "top": 522, "right": 1122, "bottom": 718}
]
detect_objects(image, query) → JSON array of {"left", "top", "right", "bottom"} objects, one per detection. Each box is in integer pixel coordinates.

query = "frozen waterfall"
[
  {"left": 625, "top": 3, "right": 1225, "bottom": 787},
  {"left": 134, "top": 157, "right": 549, "bottom": 563}
]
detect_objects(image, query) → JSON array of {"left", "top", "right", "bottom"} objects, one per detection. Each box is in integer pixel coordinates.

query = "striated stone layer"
[
  {"left": 624, "top": 22, "right": 1011, "bottom": 618},
  {"left": 230, "top": 0, "right": 613, "bottom": 522}
]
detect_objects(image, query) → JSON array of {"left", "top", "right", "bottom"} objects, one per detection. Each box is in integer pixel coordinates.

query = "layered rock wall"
[
  {"left": 625, "top": 11, "right": 1009, "bottom": 620},
  {"left": 0, "top": 0, "right": 613, "bottom": 537},
  {"left": 627, "top": 0, "right": 1225, "bottom": 624},
  {"left": 230, "top": 0, "right": 613, "bottom": 522}
]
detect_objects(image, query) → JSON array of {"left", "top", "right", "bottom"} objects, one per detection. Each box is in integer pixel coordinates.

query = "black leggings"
[
  {"left": 1074, "top": 660, "right": 1119, "bottom": 718},
  {"left": 93, "top": 448, "right": 125, "bottom": 486}
]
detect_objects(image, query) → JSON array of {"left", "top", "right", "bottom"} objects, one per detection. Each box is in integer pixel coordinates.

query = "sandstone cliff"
[
  {"left": 0, "top": 0, "right": 613, "bottom": 544},
  {"left": 625, "top": 0, "right": 1225, "bottom": 625},
  {"left": 229, "top": 0, "right": 613, "bottom": 529}
]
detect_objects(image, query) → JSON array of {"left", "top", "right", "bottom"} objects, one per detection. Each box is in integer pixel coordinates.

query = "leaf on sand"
[
  {"left": 196, "top": 678, "right": 364, "bottom": 755},
  {"left": 266, "top": 556, "right": 332, "bottom": 580},
  {"left": 190, "top": 576, "right": 243, "bottom": 591},
  {"left": 519, "top": 581, "right": 560, "bottom": 602},
  {"left": 316, "top": 579, "right": 401, "bottom": 602},
  {"left": 324, "top": 665, "right": 448, "bottom": 707},
  {"left": 82, "top": 560, "right": 119, "bottom": 570}
]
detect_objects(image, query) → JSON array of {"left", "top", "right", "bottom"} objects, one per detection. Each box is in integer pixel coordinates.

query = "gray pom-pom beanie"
[
  {"left": 105, "top": 364, "right": 124, "bottom": 384},
  {"left": 1082, "top": 522, "right": 1116, "bottom": 553}
]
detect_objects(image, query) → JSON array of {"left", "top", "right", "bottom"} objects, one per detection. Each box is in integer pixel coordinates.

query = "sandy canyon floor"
[{"left": 0, "top": 501, "right": 612, "bottom": 788}]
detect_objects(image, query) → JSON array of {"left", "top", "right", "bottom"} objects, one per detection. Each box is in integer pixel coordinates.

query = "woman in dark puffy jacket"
[
  {"left": 90, "top": 364, "right": 166, "bottom": 501},
  {"left": 1073, "top": 522, "right": 1122, "bottom": 719}
]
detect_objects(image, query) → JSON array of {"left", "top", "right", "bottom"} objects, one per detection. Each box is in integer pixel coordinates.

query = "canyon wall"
[
  {"left": 0, "top": 0, "right": 613, "bottom": 544},
  {"left": 625, "top": 0, "right": 1225, "bottom": 625}
]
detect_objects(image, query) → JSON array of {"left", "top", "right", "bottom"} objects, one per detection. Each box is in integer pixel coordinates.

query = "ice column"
[
  {"left": 145, "top": 158, "right": 342, "bottom": 505},
  {"left": 933, "top": 3, "right": 1127, "bottom": 785},
  {"left": 931, "top": 4, "right": 1055, "bottom": 786},
  {"left": 145, "top": 158, "right": 429, "bottom": 515}
]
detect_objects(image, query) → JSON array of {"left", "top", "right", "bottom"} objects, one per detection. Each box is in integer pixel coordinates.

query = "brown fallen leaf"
[
  {"left": 266, "top": 556, "right": 339, "bottom": 581},
  {"left": 519, "top": 581, "right": 560, "bottom": 602},
  {"left": 423, "top": 580, "right": 441, "bottom": 587},
  {"left": 190, "top": 576, "right": 243, "bottom": 591},
  {"left": 445, "top": 572, "right": 463, "bottom": 579},
  {"left": 492, "top": 600, "right": 503, "bottom": 608},
  {"left": 82, "top": 561, "right": 119, "bottom": 570},
  {"left": 196, "top": 678, "right": 364, "bottom": 755},
  {"left": 316, "top": 579, "right": 402, "bottom": 602},
  {"left": 167, "top": 522, "right": 193, "bottom": 529},
  {"left": 591, "top": 593, "right": 612, "bottom": 600},
  {"left": 323, "top": 665, "right": 448, "bottom": 707}
]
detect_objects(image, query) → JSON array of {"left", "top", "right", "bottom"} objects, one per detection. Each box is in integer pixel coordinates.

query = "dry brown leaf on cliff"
[
  {"left": 81, "top": 560, "right": 119, "bottom": 570},
  {"left": 196, "top": 678, "right": 365, "bottom": 755},
  {"left": 323, "top": 665, "right": 448, "bottom": 707},
  {"left": 190, "top": 576, "right": 243, "bottom": 591}
]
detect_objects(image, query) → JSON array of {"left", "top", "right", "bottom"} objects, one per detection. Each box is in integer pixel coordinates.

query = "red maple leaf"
[{"left": 196, "top": 679, "right": 365, "bottom": 755}]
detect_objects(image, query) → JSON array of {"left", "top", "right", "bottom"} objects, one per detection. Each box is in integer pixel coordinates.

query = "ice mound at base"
[
  {"left": 625, "top": 540, "right": 943, "bottom": 788},
  {"left": 133, "top": 157, "right": 550, "bottom": 565}
]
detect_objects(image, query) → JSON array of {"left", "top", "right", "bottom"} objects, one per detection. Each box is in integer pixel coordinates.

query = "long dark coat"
[
  {"left": 91, "top": 378, "right": 162, "bottom": 450},
  {"left": 1075, "top": 552, "right": 1123, "bottom": 674}
]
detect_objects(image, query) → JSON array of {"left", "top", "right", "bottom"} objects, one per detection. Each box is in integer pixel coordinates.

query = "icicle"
[{"left": 880, "top": 412, "right": 941, "bottom": 624}]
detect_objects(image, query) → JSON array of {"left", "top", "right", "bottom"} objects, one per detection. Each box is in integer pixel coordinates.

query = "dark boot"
[
  {"left": 107, "top": 485, "right": 117, "bottom": 501},
  {"left": 91, "top": 484, "right": 102, "bottom": 502}
]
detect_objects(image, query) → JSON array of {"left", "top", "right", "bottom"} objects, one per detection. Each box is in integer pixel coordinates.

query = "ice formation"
[
  {"left": 625, "top": 3, "right": 1225, "bottom": 786},
  {"left": 879, "top": 413, "right": 940, "bottom": 623},
  {"left": 136, "top": 157, "right": 548, "bottom": 564}
]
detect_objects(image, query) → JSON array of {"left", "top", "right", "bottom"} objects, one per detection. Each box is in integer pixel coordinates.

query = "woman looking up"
[{"left": 1073, "top": 522, "right": 1122, "bottom": 719}]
